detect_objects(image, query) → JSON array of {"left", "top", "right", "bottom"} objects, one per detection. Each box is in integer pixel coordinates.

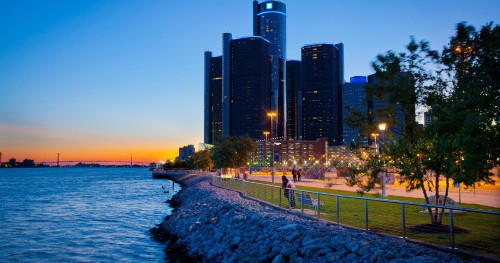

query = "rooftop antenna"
[{"left": 57, "top": 153, "right": 60, "bottom": 167}]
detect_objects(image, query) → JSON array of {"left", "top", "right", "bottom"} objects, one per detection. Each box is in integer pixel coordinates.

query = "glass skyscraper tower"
[
  {"left": 253, "top": 0, "right": 286, "bottom": 139},
  {"left": 203, "top": 52, "right": 223, "bottom": 144},
  {"left": 301, "top": 44, "right": 344, "bottom": 145},
  {"left": 342, "top": 76, "right": 368, "bottom": 145}
]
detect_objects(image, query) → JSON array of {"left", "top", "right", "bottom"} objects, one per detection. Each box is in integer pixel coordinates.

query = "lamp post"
[
  {"left": 271, "top": 142, "right": 281, "bottom": 184},
  {"left": 263, "top": 131, "right": 270, "bottom": 166},
  {"left": 267, "top": 112, "right": 277, "bottom": 139},
  {"left": 378, "top": 123, "right": 387, "bottom": 197},
  {"left": 371, "top": 133, "right": 379, "bottom": 153}
]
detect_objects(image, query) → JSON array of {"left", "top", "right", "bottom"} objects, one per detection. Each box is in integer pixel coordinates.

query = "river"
[{"left": 0, "top": 167, "right": 178, "bottom": 262}]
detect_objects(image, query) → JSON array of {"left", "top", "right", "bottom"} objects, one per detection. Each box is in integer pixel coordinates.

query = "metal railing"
[{"left": 212, "top": 176, "right": 500, "bottom": 259}]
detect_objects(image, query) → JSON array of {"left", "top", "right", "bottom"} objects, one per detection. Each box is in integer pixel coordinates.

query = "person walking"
[
  {"left": 292, "top": 168, "right": 297, "bottom": 182},
  {"left": 282, "top": 176, "right": 296, "bottom": 208},
  {"left": 297, "top": 168, "right": 302, "bottom": 182}
]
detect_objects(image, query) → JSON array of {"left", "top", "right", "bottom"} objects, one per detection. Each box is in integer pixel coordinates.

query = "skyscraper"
[
  {"left": 367, "top": 73, "right": 412, "bottom": 141},
  {"left": 229, "top": 37, "right": 272, "bottom": 139},
  {"left": 342, "top": 76, "right": 368, "bottom": 145},
  {"left": 424, "top": 110, "right": 432, "bottom": 126},
  {"left": 222, "top": 33, "right": 232, "bottom": 137},
  {"left": 253, "top": 0, "right": 286, "bottom": 139},
  {"left": 203, "top": 52, "right": 222, "bottom": 145},
  {"left": 301, "top": 44, "right": 343, "bottom": 145},
  {"left": 286, "top": 60, "right": 301, "bottom": 140}
]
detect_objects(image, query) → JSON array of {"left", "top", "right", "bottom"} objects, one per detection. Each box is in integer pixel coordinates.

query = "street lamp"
[
  {"left": 378, "top": 123, "right": 387, "bottom": 197},
  {"left": 267, "top": 112, "right": 277, "bottom": 139},
  {"left": 371, "top": 133, "right": 379, "bottom": 153},
  {"left": 263, "top": 131, "right": 270, "bottom": 165},
  {"left": 271, "top": 142, "right": 281, "bottom": 184}
]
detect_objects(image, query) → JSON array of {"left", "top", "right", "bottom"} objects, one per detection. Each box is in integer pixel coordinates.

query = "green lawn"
[{"left": 230, "top": 179, "right": 500, "bottom": 258}]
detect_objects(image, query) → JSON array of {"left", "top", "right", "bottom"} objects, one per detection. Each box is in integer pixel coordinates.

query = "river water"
[{"left": 0, "top": 168, "right": 178, "bottom": 262}]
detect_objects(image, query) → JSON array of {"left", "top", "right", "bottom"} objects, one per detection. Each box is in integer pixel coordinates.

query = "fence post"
[
  {"left": 364, "top": 199, "right": 368, "bottom": 230},
  {"left": 300, "top": 191, "right": 304, "bottom": 214},
  {"left": 401, "top": 203, "right": 405, "bottom": 239},
  {"left": 271, "top": 186, "right": 274, "bottom": 205},
  {"left": 242, "top": 180, "right": 246, "bottom": 196},
  {"left": 450, "top": 208, "right": 455, "bottom": 249},
  {"left": 279, "top": 188, "right": 282, "bottom": 207},
  {"left": 336, "top": 196, "right": 340, "bottom": 224}
]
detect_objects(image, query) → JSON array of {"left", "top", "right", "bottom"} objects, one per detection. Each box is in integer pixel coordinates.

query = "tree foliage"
[
  {"left": 211, "top": 135, "right": 257, "bottom": 169},
  {"left": 346, "top": 22, "right": 500, "bottom": 224},
  {"left": 162, "top": 150, "right": 213, "bottom": 170},
  {"left": 190, "top": 150, "right": 214, "bottom": 170}
]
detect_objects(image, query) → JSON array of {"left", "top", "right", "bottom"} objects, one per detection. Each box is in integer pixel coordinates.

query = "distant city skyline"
[{"left": 1, "top": 0, "right": 499, "bottom": 163}]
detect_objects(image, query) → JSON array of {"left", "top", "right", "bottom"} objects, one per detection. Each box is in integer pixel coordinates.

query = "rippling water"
[{"left": 0, "top": 168, "right": 179, "bottom": 262}]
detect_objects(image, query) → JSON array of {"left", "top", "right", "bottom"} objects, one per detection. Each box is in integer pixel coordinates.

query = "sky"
[{"left": 1, "top": 0, "right": 499, "bottom": 164}]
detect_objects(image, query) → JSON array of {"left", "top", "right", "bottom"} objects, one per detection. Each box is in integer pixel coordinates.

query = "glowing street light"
[
  {"left": 267, "top": 112, "right": 277, "bottom": 139},
  {"left": 378, "top": 122, "right": 387, "bottom": 198}
]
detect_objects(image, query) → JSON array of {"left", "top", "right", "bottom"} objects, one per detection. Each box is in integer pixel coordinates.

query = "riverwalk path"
[
  {"left": 247, "top": 174, "right": 500, "bottom": 208},
  {"left": 152, "top": 172, "right": 491, "bottom": 262}
]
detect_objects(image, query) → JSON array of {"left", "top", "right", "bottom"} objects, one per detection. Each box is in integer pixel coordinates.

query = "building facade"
[
  {"left": 342, "top": 76, "right": 368, "bottom": 145},
  {"left": 229, "top": 37, "right": 272, "bottom": 139},
  {"left": 253, "top": 0, "right": 287, "bottom": 139},
  {"left": 301, "top": 44, "right": 344, "bottom": 146},
  {"left": 255, "top": 137, "right": 328, "bottom": 167},
  {"left": 424, "top": 110, "right": 432, "bottom": 126},
  {"left": 176, "top": 145, "right": 195, "bottom": 161},
  {"left": 367, "top": 73, "right": 412, "bottom": 145},
  {"left": 204, "top": 52, "right": 223, "bottom": 144},
  {"left": 285, "top": 60, "right": 301, "bottom": 140}
]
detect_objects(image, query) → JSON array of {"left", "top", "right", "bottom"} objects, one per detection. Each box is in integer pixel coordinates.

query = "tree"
[
  {"left": 345, "top": 22, "right": 499, "bottom": 225},
  {"left": 190, "top": 149, "right": 214, "bottom": 170},
  {"left": 211, "top": 135, "right": 257, "bottom": 169}
]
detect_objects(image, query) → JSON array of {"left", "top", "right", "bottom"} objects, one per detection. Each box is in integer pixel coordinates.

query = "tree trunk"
[
  {"left": 439, "top": 176, "right": 451, "bottom": 222},
  {"left": 421, "top": 173, "right": 437, "bottom": 224}
]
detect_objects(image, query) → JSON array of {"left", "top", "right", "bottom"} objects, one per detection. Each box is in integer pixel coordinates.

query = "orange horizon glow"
[
  {"left": 0, "top": 123, "right": 200, "bottom": 165},
  {"left": 1, "top": 148, "right": 180, "bottom": 165}
]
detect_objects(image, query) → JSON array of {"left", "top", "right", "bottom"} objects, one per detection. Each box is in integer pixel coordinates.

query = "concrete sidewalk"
[{"left": 247, "top": 174, "right": 500, "bottom": 208}]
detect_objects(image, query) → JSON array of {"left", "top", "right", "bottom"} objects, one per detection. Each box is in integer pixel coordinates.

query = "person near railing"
[
  {"left": 282, "top": 175, "right": 296, "bottom": 208},
  {"left": 297, "top": 168, "right": 302, "bottom": 182}
]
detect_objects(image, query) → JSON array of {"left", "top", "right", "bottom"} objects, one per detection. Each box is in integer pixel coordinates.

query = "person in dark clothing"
[
  {"left": 297, "top": 168, "right": 302, "bottom": 182},
  {"left": 292, "top": 168, "right": 297, "bottom": 182}
]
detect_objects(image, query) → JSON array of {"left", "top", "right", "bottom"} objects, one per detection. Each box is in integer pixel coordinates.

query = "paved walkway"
[{"left": 247, "top": 174, "right": 500, "bottom": 208}]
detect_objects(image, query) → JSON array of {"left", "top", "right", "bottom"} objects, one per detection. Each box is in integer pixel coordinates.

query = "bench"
[{"left": 296, "top": 193, "right": 323, "bottom": 209}]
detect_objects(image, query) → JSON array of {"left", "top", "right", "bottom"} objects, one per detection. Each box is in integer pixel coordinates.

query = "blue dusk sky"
[{"left": 0, "top": 0, "right": 499, "bottom": 163}]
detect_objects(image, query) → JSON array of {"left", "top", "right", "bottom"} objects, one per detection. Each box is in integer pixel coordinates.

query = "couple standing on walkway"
[
  {"left": 282, "top": 175, "right": 296, "bottom": 208},
  {"left": 291, "top": 168, "right": 302, "bottom": 183}
]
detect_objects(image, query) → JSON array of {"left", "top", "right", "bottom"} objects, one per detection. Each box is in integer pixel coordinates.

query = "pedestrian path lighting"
[
  {"left": 378, "top": 123, "right": 387, "bottom": 197},
  {"left": 267, "top": 112, "right": 277, "bottom": 139}
]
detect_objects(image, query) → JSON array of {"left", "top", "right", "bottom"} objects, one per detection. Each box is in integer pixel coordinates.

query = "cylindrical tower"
[{"left": 254, "top": 1, "right": 286, "bottom": 139}]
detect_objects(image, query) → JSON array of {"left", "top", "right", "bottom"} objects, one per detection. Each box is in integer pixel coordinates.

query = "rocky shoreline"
[{"left": 151, "top": 173, "right": 487, "bottom": 263}]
